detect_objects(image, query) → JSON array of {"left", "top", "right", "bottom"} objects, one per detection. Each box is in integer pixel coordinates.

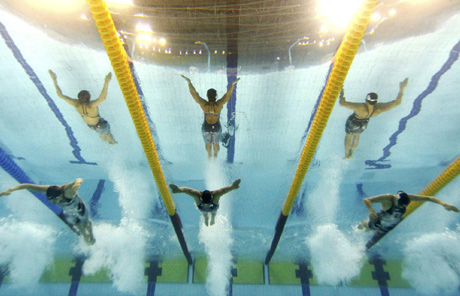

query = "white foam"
[
  {"left": 402, "top": 230, "right": 460, "bottom": 295},
  {"left": 197, "top": 160, "right": 234, "bottom": 296},
  {"left": 0, "top": 218, "right": 56, "bottom": 288},
  {"left": 79, "top": 221, "right": 147, "bottom": 295},
  {"left": 198, "top": 215, "right": 234, "bottom": 296},
  {"left": 306, "top": 224, "right": 365, "bottom": 285},
  {"left": 76, "top": 156, "right": 155, "bottom": 295}
]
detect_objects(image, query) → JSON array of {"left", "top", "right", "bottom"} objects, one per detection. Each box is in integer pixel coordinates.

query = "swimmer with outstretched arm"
[{"left": 0, "top": 178, "right": 96, "bottom": 244}]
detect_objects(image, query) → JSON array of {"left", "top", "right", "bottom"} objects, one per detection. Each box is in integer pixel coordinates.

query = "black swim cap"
[
  {"left": 397, "top": 191, "right": 410, "bottom": 206},
  {"left": 78, "top": 90, "right": 91, "bottom": 101},
  {"left": 201, "top": 190, "right": 213, "bottom": 203},
  {"left": 46, "top": 185, "right": 62, "bottom": 199},
  {"left": 366, "top": 92, "right": 378, "bottom": 104},
  {"left": 207, "top": 89, "right": 217, "bottom": 100}
]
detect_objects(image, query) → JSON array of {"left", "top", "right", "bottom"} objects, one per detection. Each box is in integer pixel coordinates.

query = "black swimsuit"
[
  {"left": 369, "top": 203, "right": 407, "bottom": 233},
  {"left": 345, "top": 108, "right": 375, "bottom": 134}
]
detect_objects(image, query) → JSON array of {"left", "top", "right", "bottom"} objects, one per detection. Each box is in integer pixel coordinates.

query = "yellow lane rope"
[
  {"left": 86, "top": 0, "right": 176, "bottom": 215},
  {"left": 404, "top": 155, "right": 460, "bottom": 217},
  {"left": 281, "top": 0, "right": 379, "bottom": 216}
]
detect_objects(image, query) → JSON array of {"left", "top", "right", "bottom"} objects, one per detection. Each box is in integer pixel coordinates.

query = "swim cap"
[
  {"left": 46, "top": 185, "right": 62, "bottom": 199},
  {"left": 78, "top": 90, "right": 91, "bottom": 101},
  {"left": 396, "top": 191, "right": 410, "bottom": 206},
  {"left": 366, "top": 92, "right": 378, "bottom": 104},
  {"left": 201, "top": 190, "right": 213, "bottom": 203},
  {"left": 207, "top": 88, "right": 217, "bottom": 100}
]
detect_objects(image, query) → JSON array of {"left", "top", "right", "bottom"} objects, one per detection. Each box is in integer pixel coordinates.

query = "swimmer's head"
[
  {"left": 201, "top": 190, "right": 213, "bottom": 203},
  {"left": 78, "top": 90, "right": 91, "bottom": 103},
  {"left": 46, "top": 185, "right": 63, "bottom": 199},
  {"left": 396, "top": 191, "right": 410, "bottom": 206},
  {"left": 207, "top": 88, "right": 217, "bottom": 102},
  {"left": 366, "top": 92, "right": 378, "bottom": 105}
]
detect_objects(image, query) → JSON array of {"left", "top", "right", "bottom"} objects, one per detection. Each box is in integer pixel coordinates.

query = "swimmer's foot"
[{"left": 210, "top": 217, "right": 215, "bottom": 226}]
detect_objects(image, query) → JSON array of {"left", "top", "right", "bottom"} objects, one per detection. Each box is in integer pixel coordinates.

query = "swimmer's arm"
[
  {"left": 407, "top": 194, "right": 460, "bottom": 212},
  {"left": 363, "top": 194, "right": 393, "bottom": 217},
  {"left": 0, "top": 184, "right": 49, "bottom": 196},
  {"left": 212, "top": 179, "right": 241, "bottom": 203},
  {"left": 181, "top": 75, "right": 207, "bottom": 106},
  {"left": 49, "top": 70, "right": 79, "bottom": 107},
  {"left": 92, "top": 73, "right": 112, "bottom": 107},
  {"left": 339, "top": 90, "right": 361, "bottom": 110},
  {"left": 377, "top": 78, "right": 408, "bottom": 112},
  {"left": 61, "top": 178, "right": 83, "bottom": 198},
  {"left": 216, "top": 78, "right": 240, "bottom": 107},
  {"left": 169, "top": 184, "right": 202, "bottom": 204}
]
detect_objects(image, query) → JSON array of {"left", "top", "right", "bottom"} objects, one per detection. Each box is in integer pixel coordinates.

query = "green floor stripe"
[
  {"left": 193, "top": 256, "right": 208, "bottom": 283},
  {"left": 232, "top": 261, "right": 264, "bottom": 284},
  {"left": 269, "top": 262, "right": 317, "bottom": 285},
  {"left": 156, "top": 259, "right": 188, "bottom": 283},
  {"left": 385, "top": 260, "right": 411, "bottom": 288},
  {"left": 40, "top": 258, "right": 73, "bottom": 283},
  {"left": 348, "top": 261, "right": 379, "bottom": 287}
]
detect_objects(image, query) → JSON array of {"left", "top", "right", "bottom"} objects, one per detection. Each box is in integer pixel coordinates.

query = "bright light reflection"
[
  {"left": 80, "top": 14, "right": 89, "bottom": 21},
  {"left": 371, "top": 12, "right": 381, "bottom": 21},
  {"left": 106, "top": 0, "right": 134, "bottom": 5},
  {"left": 24, "top": 0, "right": 84, "bottom": 13},
  {"left": 318, "top": 0, "right": 365, "bottom": 29},
  {"left": 159, "top": 37, "right": 166, "bottom": 45},
  {"left": 389, "top": 9, "right": 396, "bottom": 16},
  {"left": 136, "top": 23, "right": 153, "bottom": 33}
]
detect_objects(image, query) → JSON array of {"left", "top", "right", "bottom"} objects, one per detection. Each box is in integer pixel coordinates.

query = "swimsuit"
[
  {"left": 345, "top": 108, "right": 375, "bottom": 134},
  {"left": 197, "top": 203, "right": 219, "bottom": 214},
  {"left": 88, "top": 118, "right": 111, "bottom": 135},
  {"left": 47, "top": 193, "right": 89, "bottom": 225},
  {"left": 368, "top": 203, "right": 407, "bottom": 233},
  {"left": 202, "top": 104, "right": 222, "bottom": 144}
]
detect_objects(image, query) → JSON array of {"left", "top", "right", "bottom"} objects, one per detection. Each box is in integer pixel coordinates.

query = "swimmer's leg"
[
  {"left": 205, "top": 144, "right": 212, "bottom": 158},
  {"left": 76, "top": 221, "right": 96, "bottom": 245},
  {"left": 210, "top": 213, "right": 216, "bottom": 225},
  {"left": 349, "top": 134, "right": 361, "bottom": 158},
  {"left": 202, "top": 213, "right": 210, "bottom": 226},
  {"left": 213, "top": 143, "right": 220, "bottom": 157},
  {"left": 344, "top": 134, "right": 353, "bottom": 159}
]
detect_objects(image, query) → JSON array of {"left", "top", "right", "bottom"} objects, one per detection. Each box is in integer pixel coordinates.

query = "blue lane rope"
[
  {"left": 0, "top": 21, "right": 95, "bottom": 165},
  {"left": 0, "top": 145, "right": 62, "bottom": 215},
  {"left": 366, "top": 39, "right": 460, "bottom": 169}
]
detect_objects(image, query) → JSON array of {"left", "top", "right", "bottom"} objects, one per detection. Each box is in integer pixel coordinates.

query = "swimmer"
[
  {"left": 49, "top": 70, "right": 117, "bottom": 144},
  {"left": 358, "top": 191, "right": 459, "bottom": 233},
  {"left": 169, "top": 179, "right": 241, "bottom": 226},
  {"left": 340, "top": 78, "right": 408, "bottom": 159},
  {"left": 0, "top": 178, "right": 96, "bottom": 244},
  {"left": 181, "top": 75, "right": 240, "bottom": 158}
]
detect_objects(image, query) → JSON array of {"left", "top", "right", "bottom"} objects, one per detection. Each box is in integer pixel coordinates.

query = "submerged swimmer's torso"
[
  {"left": 202, "top": 102, "right": 222, "bottom": 124},
  {"left": 76, "top": 103, "right": 100, "bottom": 125}
]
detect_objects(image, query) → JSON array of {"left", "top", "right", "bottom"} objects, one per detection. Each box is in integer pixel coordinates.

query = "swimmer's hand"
[
  {"left": 71, "top": 178, "right": 83, "bottom": 191},
  {"left": 339, "top": 89, "right": 345, "bottom": 100},
  {"left": 0, "top": 189, "right": 13, "bottom": 197},
  {"left": 369, "top": 212, "right": 378, "bottom": 221},
  {"left": 444, "top": 204, "right": 460, "bottom": 212},
  {"left": 49, "top": 70, "right": 57, "bottom": 80},
  {"left": 105, "top": 72, "right": 112, "bottom": 83},
  {"left": 169, "top": 184, "right": 181, "bottom": 193},
  {"left": 232, "top": 179, "right": 241, "bottom": 189},
  {"left": 232, "top": 78, "right": 240, "bottom": 85},
  {"left": 181, "top": 75, "right": 191, "bottom": 83},
  {"left": 400, "top": 78, "right": 409, "bottom": 90}
]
